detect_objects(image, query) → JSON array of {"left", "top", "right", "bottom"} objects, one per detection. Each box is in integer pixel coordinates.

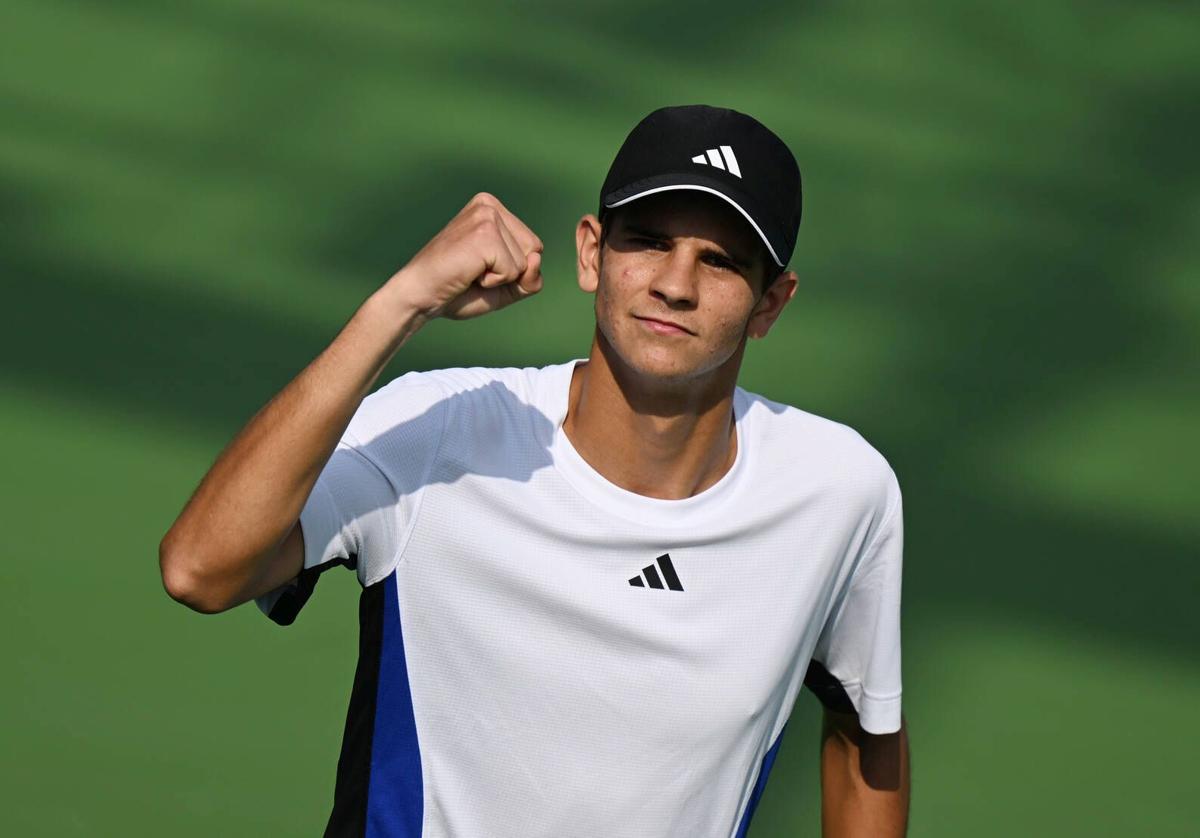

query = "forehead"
[{"left": 610, "top": 190, "right": 762, "bottom": 258}]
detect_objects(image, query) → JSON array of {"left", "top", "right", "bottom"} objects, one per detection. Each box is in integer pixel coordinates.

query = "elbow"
[{"left": 158, "top": 534, "right": 233, "bottom": 615}]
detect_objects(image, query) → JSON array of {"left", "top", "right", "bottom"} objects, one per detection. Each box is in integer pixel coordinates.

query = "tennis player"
[{"left": 161, "top": 105, "right": 910, "bottom": 837}]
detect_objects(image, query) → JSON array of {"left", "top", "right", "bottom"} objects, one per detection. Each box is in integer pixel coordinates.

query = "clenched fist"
[{"left": 386, "top": 192, "right": 544, "bottom": 321}]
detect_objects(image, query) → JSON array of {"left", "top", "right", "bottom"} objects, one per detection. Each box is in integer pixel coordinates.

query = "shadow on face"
[{"left": 601, "top": 190, "right": 777, "bottom": 295}]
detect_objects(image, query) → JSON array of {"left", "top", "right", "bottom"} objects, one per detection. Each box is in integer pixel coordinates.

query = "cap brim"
[{"left": 602, "top": 173, "right": 786, "bottom": 267}]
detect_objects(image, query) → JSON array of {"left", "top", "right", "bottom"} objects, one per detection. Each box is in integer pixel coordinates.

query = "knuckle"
[
  {"left": 471, "top": 209, "right": 499, "bottom": 234},
  {"left": 472, "top": 205, "right": 501, "bottom": 225}
]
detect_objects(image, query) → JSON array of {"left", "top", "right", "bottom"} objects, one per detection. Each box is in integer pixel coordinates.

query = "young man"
[{"left": 160, "top": 105, "right": 910, "bottom": 837}]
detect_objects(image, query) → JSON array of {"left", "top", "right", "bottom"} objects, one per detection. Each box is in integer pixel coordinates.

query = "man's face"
[{"left": 577, "top": 190, "right": 793, "bottom": 386}]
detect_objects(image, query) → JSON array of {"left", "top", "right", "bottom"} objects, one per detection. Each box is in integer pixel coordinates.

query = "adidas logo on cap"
[{"left": 690, "top": 145, "right": 741, "bottom": 178}]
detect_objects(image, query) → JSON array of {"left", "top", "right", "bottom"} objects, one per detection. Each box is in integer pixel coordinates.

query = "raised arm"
[
  {"left": 820, "top": 708, "right": 911, "bottom": 837},
  {"left": 158, "top": 193, "right": 544, "bottom": 614}
]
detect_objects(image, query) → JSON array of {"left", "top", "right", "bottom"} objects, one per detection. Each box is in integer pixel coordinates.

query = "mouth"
[{"left": 634, "top": 315, "right": 694, "bottom": 336}]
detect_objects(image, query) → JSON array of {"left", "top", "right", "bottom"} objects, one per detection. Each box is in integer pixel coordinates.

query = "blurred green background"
[{"left": 3, "top": 0, "right": 1197, "bottom": 834}]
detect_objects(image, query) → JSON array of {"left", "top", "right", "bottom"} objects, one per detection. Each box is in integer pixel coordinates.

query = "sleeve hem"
[
  {"left": 842, "top": 681, "right": 903, "bottom": 734},
  {"left": 253, "top": 585, "right": 288, "bottom": 618},
  {"left": 298, "top": 476, "right": 340, "bottom": 572},
  {"left": 252, "top": 467, "right": 343, "bottom": 620}
]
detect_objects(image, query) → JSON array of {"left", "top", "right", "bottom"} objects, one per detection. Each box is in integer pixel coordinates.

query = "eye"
[
  {"left": 702, "top": 254, "right": 739, "bottom": 273},
  {"left": 633, "top": 236, "right": 668, "bottom": 250}
]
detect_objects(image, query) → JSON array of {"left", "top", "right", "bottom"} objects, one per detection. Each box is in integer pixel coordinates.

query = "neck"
[{"left": 562, "top": 329, "right": 744, "bottom": 500}]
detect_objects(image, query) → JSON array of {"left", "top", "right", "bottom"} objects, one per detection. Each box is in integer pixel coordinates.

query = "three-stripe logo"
[
  {"left": 629, "top": 553, "right": 684, "bottom": 591},
  {"left": 691, "top": 145, "right": 741, "bottom": 178}
]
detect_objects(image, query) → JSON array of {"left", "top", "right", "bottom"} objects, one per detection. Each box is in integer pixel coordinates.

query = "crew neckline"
[{"left": 548, "top": 358, "right": 751, "bottom": 526}]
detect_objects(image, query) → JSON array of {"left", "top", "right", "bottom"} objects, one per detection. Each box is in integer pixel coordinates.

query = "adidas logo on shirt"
[
  {"left": 690, "top": 145, "right": 742, "bottom": 178},
  {"left": 628, "top": 553, "right": 684, "bottom": 591}
]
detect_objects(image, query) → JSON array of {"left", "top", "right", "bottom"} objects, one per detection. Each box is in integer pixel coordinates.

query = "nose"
[{"left": 648, "top": 249, "right": 699, "bottom": 308}]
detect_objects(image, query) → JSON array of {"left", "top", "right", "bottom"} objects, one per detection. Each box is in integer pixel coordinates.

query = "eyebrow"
[
  {"left": 621, "top": 223, "right": 754, "bottom": 272},
  {"left": 621, "top": 222, "right": 669, "bottom": 241}
]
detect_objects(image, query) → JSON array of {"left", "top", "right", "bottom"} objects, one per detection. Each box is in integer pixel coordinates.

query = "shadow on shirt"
[{"left": 266, "top": 375, "right": 563, "bottom": 624}]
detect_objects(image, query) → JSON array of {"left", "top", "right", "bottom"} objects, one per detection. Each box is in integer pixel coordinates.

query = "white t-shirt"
[{"left": 257, "top": 359, "right": 903, "bottom": 838}]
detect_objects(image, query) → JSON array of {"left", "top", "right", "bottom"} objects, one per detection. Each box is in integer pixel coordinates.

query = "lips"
[{"left": 634, "top": 315, "right": 694, "bottom": 335}]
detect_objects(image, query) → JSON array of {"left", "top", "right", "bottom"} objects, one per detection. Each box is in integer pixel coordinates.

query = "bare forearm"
[
  {"left": 821, "top": 712, "right": 910, "bottom": 837},
  {"left": 159, "top": 282, "right": 426, "bottom": 611},
  {"left": 159, "top": 193, "right": 545, "bottom": 613}
]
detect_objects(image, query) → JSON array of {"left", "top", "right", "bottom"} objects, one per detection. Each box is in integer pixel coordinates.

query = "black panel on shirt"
[
  {"left": 265, "top": 556, "right": 355, "bottom": 626},
  {"left": 322, "top": 577, "right": 385, "bottom": 837},
  {"left": 803, "top": 657, "right": 857, "bottom": 714}
]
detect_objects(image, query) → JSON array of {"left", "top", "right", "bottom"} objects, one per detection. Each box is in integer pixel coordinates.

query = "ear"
[
  {"left": 746, "top": 270, "right": 799, "bottom": 340},
  {"left": 576, "top": 213, "right": 602, "bottom": 294}
]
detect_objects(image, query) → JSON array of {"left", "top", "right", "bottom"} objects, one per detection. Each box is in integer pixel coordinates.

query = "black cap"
[{"left": 599, "top": 105, "right": 802, "bottom": 268}]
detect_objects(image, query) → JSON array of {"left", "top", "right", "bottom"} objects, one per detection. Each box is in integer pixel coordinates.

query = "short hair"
[{"left": 599, "top": 209, "right": 780, "bottom": 296}]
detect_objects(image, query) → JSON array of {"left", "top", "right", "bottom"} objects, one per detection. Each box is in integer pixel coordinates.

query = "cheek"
[
  {"left": 591, "top": 270, "right": 625, "bottom": 342},
  {"left": 710, "top": 290, "right": 756, "bottom": 340},
  {"left": 593, "top": 270, "right": 616, "bottom": 312},
  {"left": 595, "top": 265, "right": 636, "bottom": 315}
]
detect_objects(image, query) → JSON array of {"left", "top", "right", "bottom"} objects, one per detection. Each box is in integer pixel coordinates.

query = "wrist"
[
  {"left": 358, "top": 278, "right": 431, "bottom": 351},
  {"left": 378, "top": 265, "right": 444, "bottom": 322}
]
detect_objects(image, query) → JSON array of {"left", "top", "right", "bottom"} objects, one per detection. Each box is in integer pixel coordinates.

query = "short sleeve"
[
  {"left": 805, "top": 469, "right": 904, "bottom": 734},
  {"left": 254, "top": 372, "right": 451, "bottom": 625}
]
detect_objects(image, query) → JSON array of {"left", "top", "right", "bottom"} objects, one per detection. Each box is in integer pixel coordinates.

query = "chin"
[
  {"left": 608, "top": 327, "right": 728, "bottom": 385},
  {"left": 626, "top": 355, "right": 695, "bottom": 385}
]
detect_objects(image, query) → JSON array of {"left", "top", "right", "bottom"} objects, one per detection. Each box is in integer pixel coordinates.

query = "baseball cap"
[{"left": 598, "top": 105, "right": 802, "bottom": 268}]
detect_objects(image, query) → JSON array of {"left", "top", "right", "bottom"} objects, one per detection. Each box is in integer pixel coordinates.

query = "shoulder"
[
  {"left": 372, "top": 362, "right": 565, "bottom": 401},
  {"left": 738, "top": 387, "right": 899, "bottom": 514},
  {"left": 349, "top": 361, "right": 568, "bottom": 447}
]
